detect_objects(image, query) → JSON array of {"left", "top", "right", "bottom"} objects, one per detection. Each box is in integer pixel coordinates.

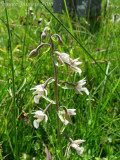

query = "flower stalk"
[
  {"left": 50, "top": 34, "right": 63, "bottom": 159},
  {"left": 44, "top": 102, "right": 53, "bottom": 113},
  {"left": 29, "top": 29, "right": 89, "bottom": 158}
]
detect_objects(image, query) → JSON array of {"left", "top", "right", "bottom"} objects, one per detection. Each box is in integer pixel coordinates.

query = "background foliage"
[{"left": 0, "top": 0, "right": 120, "bottom": 159}]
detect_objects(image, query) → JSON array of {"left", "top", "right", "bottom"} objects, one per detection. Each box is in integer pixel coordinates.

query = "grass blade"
[{"left": 3, "top": 0, "right": 18, "bottom": 159}]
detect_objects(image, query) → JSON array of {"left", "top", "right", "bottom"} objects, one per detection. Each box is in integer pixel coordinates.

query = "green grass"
[{"left": 0, "top": 0, "right": 120, "bottom": 159}]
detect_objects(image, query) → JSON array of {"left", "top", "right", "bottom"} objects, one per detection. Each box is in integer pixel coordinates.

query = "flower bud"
[
  {"left": 41, "top": 31, "right": 47, "bottom": 40},
  {"left": 41, "top": 27, "right": 49, "bottom": 40},
  {"left": 51, "top": 34, "right": 63, "bottom": 45},
  {"left": 28, "top": 49, "right": 38, "bottom": 58}
]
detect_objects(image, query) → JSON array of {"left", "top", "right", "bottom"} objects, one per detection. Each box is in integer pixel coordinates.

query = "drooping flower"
[
  {"left": 71, "top": 144, "right": 84, "bottom": 156},
  {"left": 63, "top": 132, "right": 85, "bottom": 156},
  {"left": 31, "top": 110, "right": 48, "bottom": 129},
  {"left": 51, "top": 34, "right": 63, "bottom": 45},
  {"left": 41, "top": 27, "right": 49, "bottom": 40},
  {"left": 28, "top": 48, "right": 38, "bottom": 58},
  {"left": 58, "top": 107, "right": 76, "bottom": 125},
  {"left": 70, "top": 139, "right": 85, "bottom": 155},
  {"left": 54, "top": 51, "right": 82, "bottom": 74},
  {"left": 30, "top": 84, "right": 47, "bottom": 104},
  {"left": 75, "top": 78, "right": 89, "bottom": 95}
]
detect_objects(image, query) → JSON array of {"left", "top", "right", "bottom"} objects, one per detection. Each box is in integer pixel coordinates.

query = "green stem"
[
  {"left": 3, "top": 0, "right": 18, "bottom": 159},
  {"left": 50, "top": 36, "right": 63, "bottom": 159},
  {"left": 22, "top": 0, "right": 29, "bottom": 69}
]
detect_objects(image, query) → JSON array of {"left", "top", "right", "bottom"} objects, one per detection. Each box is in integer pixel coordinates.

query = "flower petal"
[
  {"left": 45, "top": 89, "right": 48, "bottom": 96},
  {"left": 77, "top": 147, "right": 84, "bottom": 156},
  {"left": 73, "top": 140, "right": 85, "bottom": 145},
  {"left": 45, "top": 115, "right": 48, "bottom": 122},
  {"left": 32, "top": 110, "right": 44, "bottom": 115},
  {"left": 81, "top": 87, "right": 89, "bottom": 95},
  {"left": 67, "top": 109, "right": 76, "bottom": 115},
  {"left": 33, "top": 119, "right": 40, "bottom": 129},
  {"left": 34, "top": 95, "right": 40, "bottom": 104},
  {"left": 58, "top": 113, "right": 69, "bottom": 125},
  {"left": 64, "top": 112, "right": 73, "bottom": 124},
  {"left": 71, "top": 143, "right": 84, "bottom": 155}
]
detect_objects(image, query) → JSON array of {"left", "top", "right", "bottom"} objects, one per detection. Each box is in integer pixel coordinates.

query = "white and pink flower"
[{"left": 31, "top": 110, "right": 48, "bottom": 129}]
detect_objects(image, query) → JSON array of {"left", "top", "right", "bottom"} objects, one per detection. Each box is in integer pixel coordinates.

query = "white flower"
[
  {"left": 30, "top": 84, "right": 47, "bottom": 104},
  {"left": 75, "top": 78, "right": 89, "bottom": 95},
  {"left": 70, "top": 139, "right": 85, "bottom": 155},
  {"left": 70, "top": 58, "right": 82, "bottom": 75},
  {"left": 58, "top": 113, "right": 69, "bottom": 125},
  {"left": 41, "top": 27, "right": 48, "bottom": 40},
  {"left": 55, "top": 51, "right": 82, "bottom": 74},
  {"left": 31, "top": 110, "right": 48, "bottom": 129},
  {"left": 58, "top": 108, "right": 76, "bottom": 125},
  {"left": 71, "top": 144, "right": 84, "bottom": 156},
  {"left": 54, "top": 51, "right": 70, "bottom": 64}
]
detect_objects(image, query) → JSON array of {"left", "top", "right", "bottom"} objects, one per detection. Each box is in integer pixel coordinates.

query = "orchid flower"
[
  {"left": 41, "top": 26, "right": 49, "bottom": 40},
  {"left": 75, "top": 78, "right": 89, "bottom": 95},
  {"left": 30, "top": 84, "right": 47, "bottom": 104},
  {"left": 31, "top": 110, "right": 48, "bottom": 129},
  {"left": 63, "top": 132, "right": 85, "bottom": 156},
  {"left": 58, "top": 107, "right": 76, "bottom": 125},
  {"left": 70, "top": 139, "right": 85, "bottom": 155},
  {"left": 55, "top": 51, "right": 82, "bottom": 74}
]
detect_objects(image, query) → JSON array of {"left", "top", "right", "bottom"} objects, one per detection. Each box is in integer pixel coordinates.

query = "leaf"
[
  {"left": 0, "top": 47, "right": 6, "bottom": 53},
  {"left": 16, "top": 78, "right": 26, "bottom": 95},
  {"left": 42, "top": 143, "right": 53, "bottom": 160}
]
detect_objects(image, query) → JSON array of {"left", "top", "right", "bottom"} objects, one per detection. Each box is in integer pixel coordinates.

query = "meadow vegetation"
[{"left": 0, "top": 0, "right": 120, "bottom": 159}]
